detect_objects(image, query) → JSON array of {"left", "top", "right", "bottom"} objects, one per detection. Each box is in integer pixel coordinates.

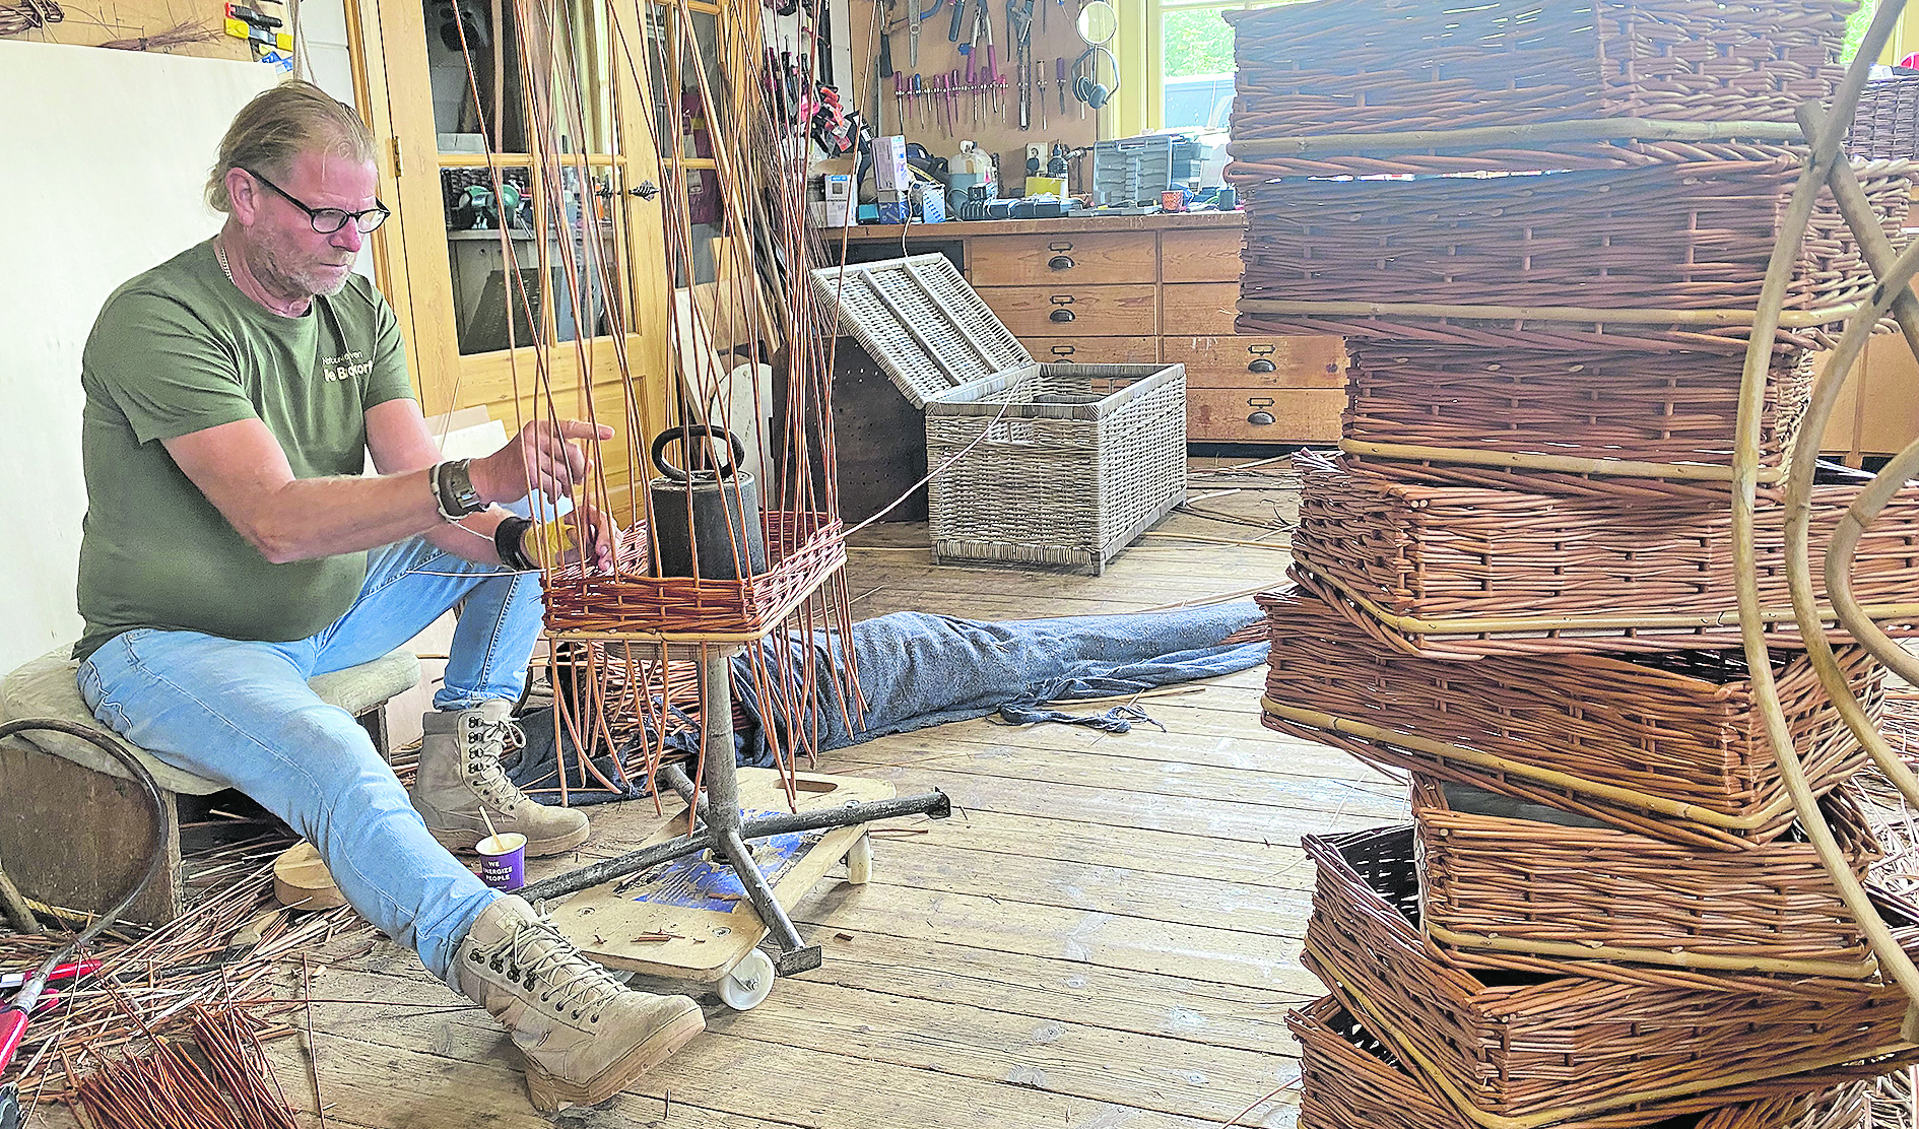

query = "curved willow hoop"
[{"left": 1735, "top": 0, "right": 1919, "bottom": 1041}]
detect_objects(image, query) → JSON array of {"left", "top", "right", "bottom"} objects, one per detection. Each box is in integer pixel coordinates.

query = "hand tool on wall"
[
  {"left": 1036, "top": 59, "right": 1047, "bottom": 129},
  {"left": 950, "top": 68, "right": 963, "bottom": 134},
  {"left": 877, "top": 7, "right": 895, "bottom": 129},
  {"left": 893, "top": 71, "right": 905, "bottom": 133},
  {"left": 1057, "top": 56, "right": 1066, "bottom": 115}
]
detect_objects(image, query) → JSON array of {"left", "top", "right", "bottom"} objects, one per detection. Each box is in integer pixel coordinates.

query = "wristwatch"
[{"left": 432, "top": 459, "right": 485, "bottom": 521}]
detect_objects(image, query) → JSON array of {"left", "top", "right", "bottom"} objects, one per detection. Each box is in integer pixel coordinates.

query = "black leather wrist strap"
[{"left": 494, "top": 516, "right": 539, "bottom": 571}]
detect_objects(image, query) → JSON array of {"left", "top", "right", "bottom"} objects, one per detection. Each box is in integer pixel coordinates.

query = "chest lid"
[{"left": 811, "top": 254, "right": 1032, "bottom": 409}]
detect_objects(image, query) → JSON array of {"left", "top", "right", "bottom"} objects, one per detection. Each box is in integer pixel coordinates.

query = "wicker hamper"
[
  {"left": 1302, "top": 826, "right": 1915, "bottom": 1125},
  {"left": 1233, "top": 156, "right": 1913, "bottom": 355},
  {"left": 1259, "top": 586, "right": 1883, "bottom": 850},
  {"left": 1293, "top": 993, "right": 1885, "bottom": 1129},
  {"left": 1289, "top": 452, "right": 1919, "bottom": 658},
  {"left": 813, "top": 255, "right": 1187, "bottom": 573},
  {"left": 1413, "top": 775, "right": 1883, "bottom": 977},
  {"left": 1849, "top": 73, "right": 1919, "bottom": 162},
  {"left": 1341, "top": 342, "right": 1814, "bottom": 488},
  {"left": 1226, "top": 0, "right": 1856, "bottom": 140}
]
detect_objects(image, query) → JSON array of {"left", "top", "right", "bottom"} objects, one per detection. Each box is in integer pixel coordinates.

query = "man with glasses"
[{"left": 72, "top": 80, "right": 702, "bottom": 1111}]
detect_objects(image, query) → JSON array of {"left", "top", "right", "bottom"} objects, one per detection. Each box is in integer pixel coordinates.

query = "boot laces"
[
  {"left": 483, "top": 914, "right": 626, "bottom": 1024},
  {"left": 461, "top": 713, "right": 531, "bottom": 812}
]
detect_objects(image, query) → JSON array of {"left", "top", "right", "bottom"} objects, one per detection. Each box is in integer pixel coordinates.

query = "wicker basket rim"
[{"left": 1340, "top": 439, "right": 1791, "bottom": 484}]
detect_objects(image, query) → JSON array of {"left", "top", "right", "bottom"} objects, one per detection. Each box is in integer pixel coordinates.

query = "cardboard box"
[{"left": 874, "top": 136, "right": 910, "bottom": 191}]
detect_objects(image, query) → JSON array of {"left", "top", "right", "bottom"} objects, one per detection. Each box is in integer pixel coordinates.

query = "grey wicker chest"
[{"left": 814, "top": 254, "right": 1188, "bottom": 574}]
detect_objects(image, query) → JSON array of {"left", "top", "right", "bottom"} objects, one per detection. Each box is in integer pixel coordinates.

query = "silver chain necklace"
[{"left": 214, "top": 238, "right": 235, "bottom": 284}]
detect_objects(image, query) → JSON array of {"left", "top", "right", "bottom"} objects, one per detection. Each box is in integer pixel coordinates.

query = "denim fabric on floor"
[{"left": 77, "top": 537, "right": 544, "bottom": 983}]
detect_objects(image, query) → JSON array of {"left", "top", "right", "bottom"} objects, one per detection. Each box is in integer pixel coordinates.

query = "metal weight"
[{"left": 648, "top": 426, "right": 769, "bottom": 579}]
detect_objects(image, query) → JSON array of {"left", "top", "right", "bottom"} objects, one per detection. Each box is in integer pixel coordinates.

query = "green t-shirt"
[{"left": 74, "top": 240, "right": 417, "bottom": 661}]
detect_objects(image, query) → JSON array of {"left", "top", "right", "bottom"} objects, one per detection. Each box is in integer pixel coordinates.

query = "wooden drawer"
[
  {"left": 977, "top": 284, "right": 1160, "bottom": 338},
  {"left": 1028, "top": 336, "right": 1161, "bottom": 364},
  {"left": 967, "top": 232, "right": 1159, "bottom": 286},
  {"left": 1188, "top": 388, "right": 1345, "bottom": 444},
  {"left": 1162, "top": 283, "right": 1240, "bottom": 336},
  {"left": 1159, "top": 228, "right": 1246, "bottom": 283},
  {"left": 1163, "top": 334, "right": 1345, "bottom": 389}
]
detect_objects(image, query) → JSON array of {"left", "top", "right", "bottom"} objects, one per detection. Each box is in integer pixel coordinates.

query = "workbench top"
[{"left": 834, "top": 209, "right": 1246, "bottom": 241}]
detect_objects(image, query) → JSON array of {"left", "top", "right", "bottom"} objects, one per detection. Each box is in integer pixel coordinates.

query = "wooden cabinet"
[{"left": 957, "top": 217, "right": 1343, "bottom": 443}]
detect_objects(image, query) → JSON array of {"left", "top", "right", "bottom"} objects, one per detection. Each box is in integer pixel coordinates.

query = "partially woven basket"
[
  {"left": 1303, "top": 825, "right": 1914, "bottom": 1123},
  {"left": 1293, "top": 993, "right": 1884, "bottom": 1129},
  {"left": 1260, "top": 586, "right": 1882, "bottom": 850},
  {"left": 1414, "top": 776, "right": 1883, "bottom": 977},
  {"left": 1290, "top": 452, "right": 1919, "bottom": 658}
]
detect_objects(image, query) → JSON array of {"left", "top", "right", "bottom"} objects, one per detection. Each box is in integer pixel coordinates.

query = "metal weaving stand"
[{"left": 521, "top": 643, "right": 952, "bottom": 976}]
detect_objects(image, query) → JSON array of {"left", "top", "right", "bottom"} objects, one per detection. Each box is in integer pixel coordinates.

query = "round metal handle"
[
  {"left": 1248, "top": 358, "right": 1277, "bottom": 374},
  {"left": 651, "top": 424, "right": 746, "bottom": 481},
  {"left": 1049, "top": 308, "right": 1077, "bottom": 323},
  {"left": 1247, "top": 411, "right": 1276, "bottom": 427},
  {"left": 1048, "top": 254, "right": 1075, "bottom": 270}
]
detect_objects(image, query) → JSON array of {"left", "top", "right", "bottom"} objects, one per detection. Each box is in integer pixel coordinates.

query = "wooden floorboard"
[{"left": 24, "top": 459, "right": 1362, "bottom": 1129}]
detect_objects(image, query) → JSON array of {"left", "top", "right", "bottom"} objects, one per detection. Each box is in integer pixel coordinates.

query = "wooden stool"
[{"left": 0, "top": 648, "right": 419, "bottom": 925}]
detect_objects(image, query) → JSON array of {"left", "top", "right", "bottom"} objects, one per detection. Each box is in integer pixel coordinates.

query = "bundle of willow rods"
[
  {"left": 74, "top": 1005, "right": 295, "bottom": 1129},
  {"left": 0, "top": 834, "right": 378, "bottom": 1107}
]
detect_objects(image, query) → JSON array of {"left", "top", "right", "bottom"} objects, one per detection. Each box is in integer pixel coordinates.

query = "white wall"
[{"left": 0, "top": 44, "right": 276, "bottom": 671}]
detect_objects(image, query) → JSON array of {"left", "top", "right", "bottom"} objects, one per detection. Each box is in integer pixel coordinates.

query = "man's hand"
[
  {"left": 528, "top": 502, "right": 620, "bottom": 574},
  {"left": 473, "top": 419, "right": 615, "bottom": 506}
]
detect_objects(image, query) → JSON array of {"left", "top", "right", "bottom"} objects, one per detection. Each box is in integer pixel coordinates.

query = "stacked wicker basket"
[{"left": 1226, "top": 1, "right": 1919, "bottom": 1125}]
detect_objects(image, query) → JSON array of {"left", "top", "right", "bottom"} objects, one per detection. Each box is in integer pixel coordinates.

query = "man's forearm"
[
  {"left": 426, "top": 508, "right": 509, "bottom": 565},
  {"left": 249, "top": 468, "right": 452, "bottom": 563}
]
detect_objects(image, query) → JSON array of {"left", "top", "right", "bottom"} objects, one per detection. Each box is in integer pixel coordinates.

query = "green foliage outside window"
[
  {"left": 1844, "top": 0, "right": 1874, "bottom": 63},
  {"left": 1163, "top": 8, "right": 1233, "bottom": 78}
]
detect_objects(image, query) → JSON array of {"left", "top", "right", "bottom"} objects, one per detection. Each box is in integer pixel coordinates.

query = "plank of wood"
[
  {"left": 825, "top": 739, "right": 1408, "bottom": 824},
  {"left": 775, "top": 927, "right": 1314, "bottom": 1052}
]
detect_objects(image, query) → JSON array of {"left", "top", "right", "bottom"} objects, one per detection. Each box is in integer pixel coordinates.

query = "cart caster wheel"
[
  {"left": 845, "top": 831, "right": 873, "bottom": 885},
  {"left": 718, "top": 949, "right": 775, "bottom": 1011}
]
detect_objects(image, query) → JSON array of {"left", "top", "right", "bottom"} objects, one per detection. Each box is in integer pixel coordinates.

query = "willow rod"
[
  {"left": 1227, "top": 117, "right": 1807, "bottom": 159},
  {"left": 1731, "top": 0, "right": 1919, "bottom": 1046},
  {"left": 1340, "top": 439, "right": 1788, "bottom": 483}
]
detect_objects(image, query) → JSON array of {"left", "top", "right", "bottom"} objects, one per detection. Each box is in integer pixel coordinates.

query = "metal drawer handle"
[
  {"left": 1248, "top": 358, "right": 1277, "bottom": 374},
  {"left": 1050, "top": 308, "right": 1077, "bottom": 323},
  {"left": 1048, "top": 254, "right": 1076, "bottom": 271},
  {"left": 1247, "top": 396, "right": 1276, "bottom": 427}
]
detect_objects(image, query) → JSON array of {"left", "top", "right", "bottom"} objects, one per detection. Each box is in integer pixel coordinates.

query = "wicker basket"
[
  {"left": 1227, "top": 0, "right": 1856, "bottom": 139},
  {"left": 1234, "top": 157, "right": 1913, "bottom": 356},
  {"left": 923, "top": 365, "right": 1187, "bottom": 574},
  {"left": 1293, "top": 993, "right": 1885, "bottom": 1129},
  {"left": 1259, "top": 586, "right": 1882, "bottom": 850},
  {"left": 543, "top": 510, "right": 845, "bottom": 640},
  {"left": 1849, "top": 73, "right": 1919, "bottom": 162},
  {"left": 1341, "top": 341, "right": 1815, "bottom": 487},
  {"left": 1414, "top": 776, "right": 1883, "bottom": 977},
  {"left": 1289, "top": 452, "right": 1919, "bottom": 658},
  {"left": 1303, "top": 826, "right": 1914, "bottom": 1125},
  {"left": 814, "top": 255, "right": 1189, "bottom": 574}
]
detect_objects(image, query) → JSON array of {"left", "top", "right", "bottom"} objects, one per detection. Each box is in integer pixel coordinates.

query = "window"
[{"left": 1132, "top": 0, "right": 1305, "bottom": 135}]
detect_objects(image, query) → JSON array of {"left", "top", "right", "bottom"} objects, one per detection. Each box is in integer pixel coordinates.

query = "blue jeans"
[{"left": 77, "top": 538, "right": 544, "bottom": 984}]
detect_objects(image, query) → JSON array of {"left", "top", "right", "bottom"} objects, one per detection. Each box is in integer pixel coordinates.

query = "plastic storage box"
[
  {"left": 812, "top": 254, "right": 1187, "bottom": 573},
  {"left": 1089, "top": 135, "right": 1174, "bottom": 207}
]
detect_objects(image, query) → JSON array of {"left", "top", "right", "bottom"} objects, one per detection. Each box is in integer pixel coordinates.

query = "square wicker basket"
[
  {"left": 1341, "top": 341, "right": 1815, "bottom": 486},
  {"left": 1302, "top": 826, "right": 1913, "bottom": 1125},
  {"left": 1226, "top": 0, "right": 1857, "bottom": 140},
  {"left": 1259, "top": 586, "right": 1883, "bottom": 850},
  {"left": 814, "top": 255, "right": 1188, "bottom": 573},
  {"left": 1289, "top": 452, "right": 1919, "bottom": 658},
  {"left": 1413, "top": 776, "right": 1883, "bottom": 977},
  {"left": 1234, "top": 156, "right": 1913, "bottom": 355},
  {"left": 1292, "top": 992, "right": 1881, "bottom": 1129}
]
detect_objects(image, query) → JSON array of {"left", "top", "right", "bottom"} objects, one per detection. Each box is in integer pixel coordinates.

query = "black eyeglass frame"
[{"left": 243, "top": 167, "right": 391, "bottom": 235}]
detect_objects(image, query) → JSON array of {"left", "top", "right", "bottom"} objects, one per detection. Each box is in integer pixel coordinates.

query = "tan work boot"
[
  {"left": 455, "top": 895, "right": 704, "bottom": 1112},
  {"left": 411, "top": 701, "right": 589, "bottom": 857}
]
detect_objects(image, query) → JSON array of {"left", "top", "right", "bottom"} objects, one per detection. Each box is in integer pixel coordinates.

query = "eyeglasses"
[{"left": 243, "top": 168, "right": 391, "bottom": 235}]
